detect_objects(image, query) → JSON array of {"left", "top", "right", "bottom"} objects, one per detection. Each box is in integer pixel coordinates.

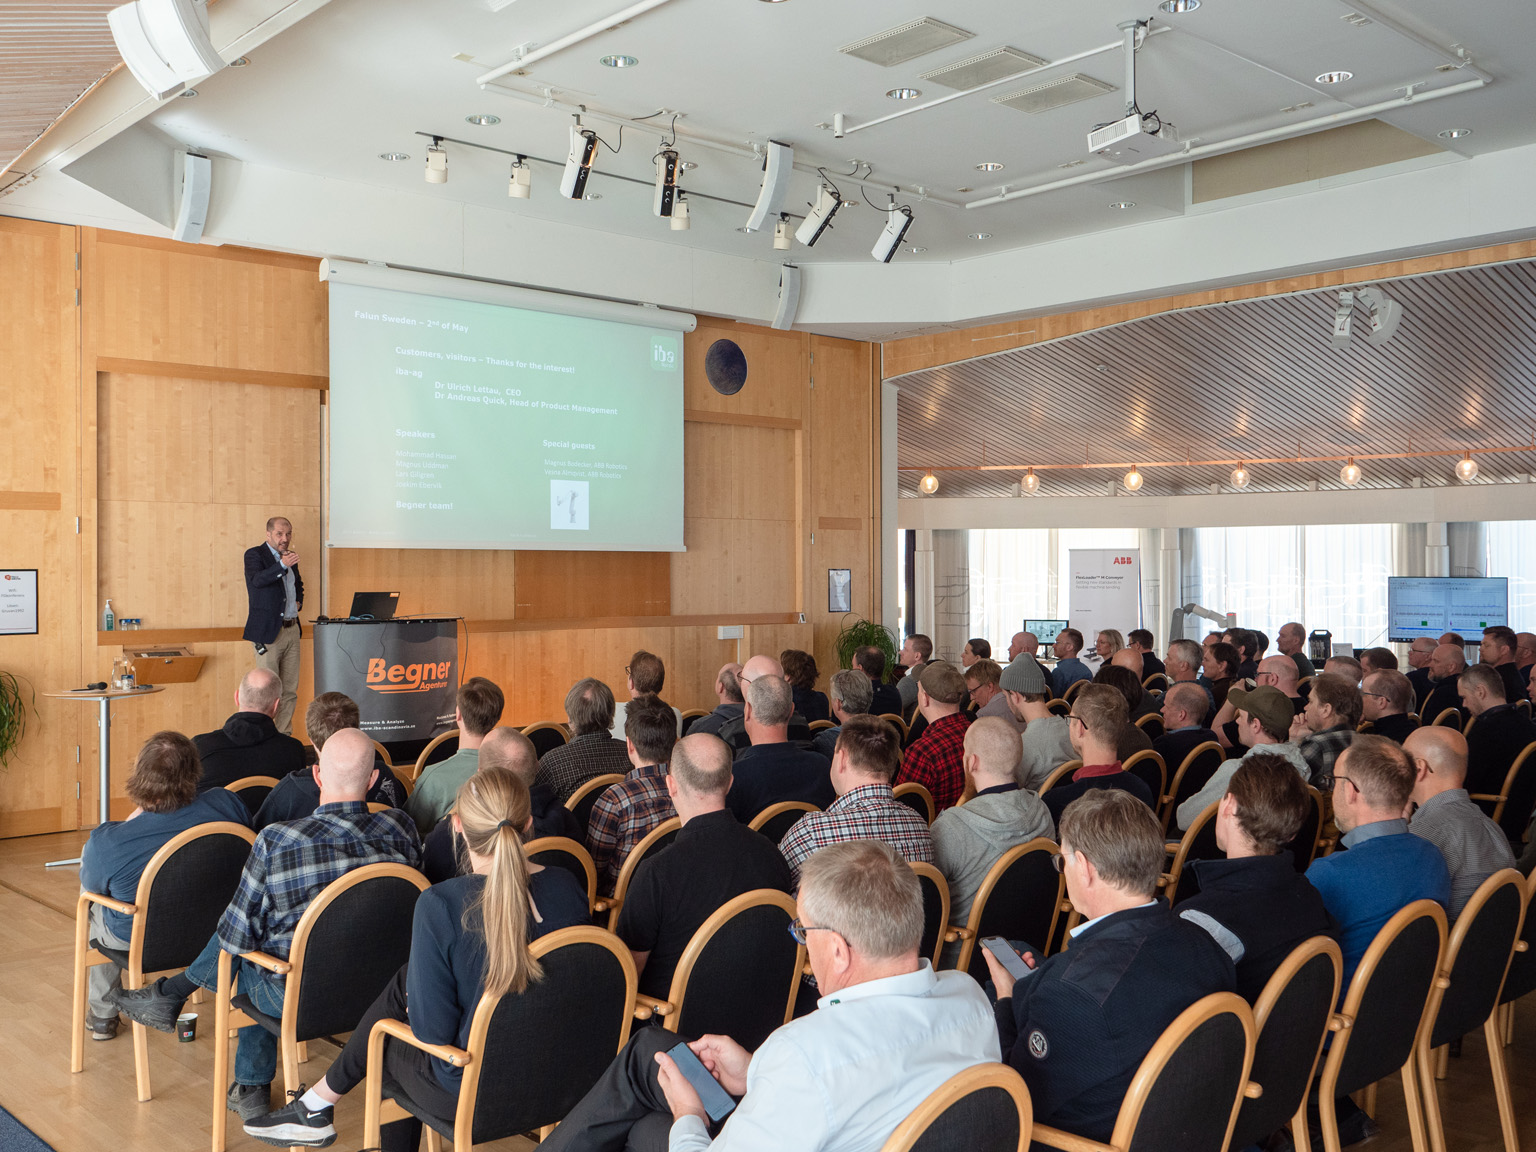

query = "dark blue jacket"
[{"left": 243, "top": 542, "right": 303, "bottom": 644}]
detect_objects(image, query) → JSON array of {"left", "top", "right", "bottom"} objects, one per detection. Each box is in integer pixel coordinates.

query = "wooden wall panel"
[
  {"left": 514, "top": 551, "right": 669, "bottom": 620},
  {"left": 672, "top": 517, "right": 798, "bottom": 615},
  {"left": 684, "top": 320, "right": 808, "bottom": 422},
  {"left": 327, "top": 549, "right": 515, "bottom": 620},
  {"left": 682, "top": 423, "right": 799, "bottom": 520}
]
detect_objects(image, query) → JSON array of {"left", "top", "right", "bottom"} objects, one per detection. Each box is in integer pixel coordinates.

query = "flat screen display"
[
  {"left": 1025, "top": 619, "right": 1070, "bottom": 644},
  {"left": 1386, "top": 577, "right": 1508, "bottom": 642}
]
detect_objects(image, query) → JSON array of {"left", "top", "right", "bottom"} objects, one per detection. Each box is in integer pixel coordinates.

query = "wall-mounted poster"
[
  {"left": 828, "top": 568, "right": 852, "bottom": 614},
  {"left": 0, "top": 570, "right": 38, "bottom": 635}
]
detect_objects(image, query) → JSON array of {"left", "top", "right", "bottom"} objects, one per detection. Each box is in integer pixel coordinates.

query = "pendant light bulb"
[
  {"left": 1455, "top": 453, "right": 1479, "bottom": 481},
  {"left": 1020, "top": 468, "right": 1039, "bottom": 494},
  {"left": 1123, "top": 466, "right": 1144, "bottom": 492},
  {"left": 919, "top": 471, "right": 939, "bottom": 495},
  {"left": 1230, "top": 464, "right": 1250, "bottom": 489},
  {"left": 1340, "top": 458, "right": 1362, "bottom": 486}
]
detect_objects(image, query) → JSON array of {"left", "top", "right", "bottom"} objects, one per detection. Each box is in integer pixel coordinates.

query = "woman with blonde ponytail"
[{"left": 242, "top": 766, "right": 590, "bottom": 1151}]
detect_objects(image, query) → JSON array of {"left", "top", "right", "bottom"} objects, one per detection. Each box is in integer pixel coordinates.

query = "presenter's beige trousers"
[{"left": 254, "top": 623, "right": 300, "bottom": 734}]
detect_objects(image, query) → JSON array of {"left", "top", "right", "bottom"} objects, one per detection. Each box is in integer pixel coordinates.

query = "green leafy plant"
[
  {"left": 0, "top": 669, "right": 34, "bottom": 770},
  {"left": 833, "top": 615, "right": 899, "bottom": 681}
]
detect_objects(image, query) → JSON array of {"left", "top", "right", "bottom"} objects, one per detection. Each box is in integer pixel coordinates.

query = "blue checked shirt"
[{"left": 216, "top": 801, "right": 421, "bottom": 962}]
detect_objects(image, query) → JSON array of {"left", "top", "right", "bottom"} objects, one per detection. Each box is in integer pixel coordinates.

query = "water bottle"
[
  {"left": 122, "top": 655, "right": 136, "bottom": 691},
  {"left": 103, "top": 600, "right": 114, "bottom": 632}
]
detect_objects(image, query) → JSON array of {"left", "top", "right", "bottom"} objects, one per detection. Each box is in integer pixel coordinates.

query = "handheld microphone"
[{"left": 79, "top": 682, "right": 108, "bottom": 691}]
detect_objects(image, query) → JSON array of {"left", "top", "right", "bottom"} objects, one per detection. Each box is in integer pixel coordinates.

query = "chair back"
[
  {"left": 1162, "top": 742, "right": 1224, "bottom": 832},
  {"left": 749, "top": 800, "right": 819, "bottom": 844},
  {"left": 1517, "top": 699, "right": 1533, "bottom": 720},
  {"left": 1498, "top": 872, "right": 1536, "bottom": 1008},
  {"left": 668, "top": 890, "right": 803, "bottom": 1051},
  {"left": 1427, "top": 869, "right": 1526, "bottom": 1048},
  {"left": 1045, "top": 699, "right": 1071, "bottom": 717},
  {"left": 224, "top": 775, "right": 280, "bottom": 816},
  {"left": 287, "top": 864, "right": 429, "bottom": 1041},
  {"left": 522, "top": 722, "right": 569, "bottom": 759},
  {"left": 808, "top": 718, "right": 836, "bottom": 732},
  {"left": 131, "top": 823, "right": 256, "bottom": 976},
  {"left": 678, "top": 708, "right": 710, "bottom": 735},
  {"left": 879, "top": 713, "right": 909, "bottom": 743},
  {"left": 1431, "top": 707, "right": 1462, "bottom": 728},
  {"left": 525, "top": 836, "right": 597, "bottom": 911},
  {"left": 1471, "top": 740, "right": 1536, "bottom": 831},
  {"left": 1037, "top": 760, "right": 1080, "bottom": 796},
  {"left": 1227, "top": 937, "right": 1343, "bottom": 1151},
  {"left": 892, "top": 782, "right": 936, "bottom": 823},
  {"left": 369, "top": 740, "right": 394, "bottom": 768},
  {"left": 448, "top": 927, "right": 637, "bottom": 1144},
  {"left": 566, "top": 773, "right": 625, "bottom": 834},
  {"left": 605, "top": 818, "right": 681, "bottom": 927},
  {"left": 879, "top": 1064, "right": 1031, "bottom": 1152},
  {"left": 962, "top": 840, "right": 1064, "bottom": 976},
  {"left": 1162, "top": 802, "right": 1221, "bottom": 907},
  {"left": 909, "top": 862, "right": 950, "bottom": 969},
  {"left": 1135, "top": 713, "right": 1166, "bottom": 740},
  {"left": 1280, "top": 786, "right": 1324, "bottom": 871},
  {"left": 1319, "top": 899, "right": 1446, "bottom": 1100},
  {"left": 1114, "top": 992, "right": 1254, "bottom": 1152},
  {"left": 413, "top": 729, "right": 459, "bottom": 779},
  {"left": 1122, "top": 749, "right": 1167, "bottom": 806},
  {"left": 1143, "top": 673, "right": 1169, "bottom": 692},
  {"left": 1062, "top": 680, "right": 1088, "bottom": 703}
]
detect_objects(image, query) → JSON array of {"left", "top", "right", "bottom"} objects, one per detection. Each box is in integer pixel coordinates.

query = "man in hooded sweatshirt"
[{"left": 194, "top": 668, "right": 306, "bottom": 811}]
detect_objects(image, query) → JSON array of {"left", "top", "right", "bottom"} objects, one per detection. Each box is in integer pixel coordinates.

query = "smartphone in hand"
[
  {"left": 981, "top": 936, "right": 1038, "bottom": 981},
  {"left": 667, "top": 1042, "right": 738, "bottom": 1122}
]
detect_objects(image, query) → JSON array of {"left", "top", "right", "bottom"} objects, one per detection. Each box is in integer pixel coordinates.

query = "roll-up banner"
[{"left": 1067, "top": 550, "right": 1142, "bottom": 642}]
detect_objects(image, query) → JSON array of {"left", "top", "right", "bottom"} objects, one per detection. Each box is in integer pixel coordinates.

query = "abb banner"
[
  {"left": 1067, "top": 549, "right": 1142, "bottom": 643},
  {"left": 313, "top": 618, "right": 460, "bottom": 742}
]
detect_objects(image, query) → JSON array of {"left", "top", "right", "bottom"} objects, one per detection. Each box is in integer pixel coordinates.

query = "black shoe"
[
  {"left": 226, "top": 1082, "right": 273, "bottom": 1122},
  {"left": 1337, "top": 1108, "right": 1381, "bottom": 1147},
  {"left": 86, "top": 1012, "right": 119, "bottom": 1041},
  {"left": 244, "top": 1094, "right": 336, "bottom": 1148},
  {"left": 110, "top": 977, "right": 187, "bottom": 1034}
]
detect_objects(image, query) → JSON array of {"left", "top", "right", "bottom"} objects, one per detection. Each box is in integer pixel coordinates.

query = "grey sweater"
[{"left": 932, "top": 788, "right": 1057, "bottom": 927}]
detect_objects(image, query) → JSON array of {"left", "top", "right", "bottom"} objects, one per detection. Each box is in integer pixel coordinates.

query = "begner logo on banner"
[{"left": 367, "top": 658, "right": 453, "bottom": 694}]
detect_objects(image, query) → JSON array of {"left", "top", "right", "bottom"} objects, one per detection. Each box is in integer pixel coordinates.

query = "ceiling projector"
[{"left": 1087, "top": 113, "right": 1182, "bottom": 164}]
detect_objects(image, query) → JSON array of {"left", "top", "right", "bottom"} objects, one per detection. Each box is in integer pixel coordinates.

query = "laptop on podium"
[{"left": 348, "top": 591, "right": 400, "bottom": 621}]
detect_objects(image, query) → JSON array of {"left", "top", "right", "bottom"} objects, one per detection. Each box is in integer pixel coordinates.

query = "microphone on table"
[{"left": 80, "top": 682, "right": 108, "bottom": 691}]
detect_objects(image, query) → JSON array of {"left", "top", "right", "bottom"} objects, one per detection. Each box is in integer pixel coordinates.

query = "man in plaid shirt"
[
  {"left": 113, "top": 729, "right": 421, "bottom": 1120},
  {"left": 587, "top": 693, "right": 679, "bottom": 894},
  {"left": 536, "top": 677, "right": 634, "bottom": 803},
  {"left": 1293, "top": 673, "right": 1360, "bottom": 786},
  {"left": 896, "top": 663, "right": 972, "bottom": 812},
  {"left": 781, "top": 714, "right": 934, "bottom": 884}
]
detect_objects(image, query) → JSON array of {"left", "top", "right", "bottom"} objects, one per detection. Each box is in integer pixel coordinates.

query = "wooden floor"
[{"left": 1, "top": 829, "right": 1534, "bottom": 1152}]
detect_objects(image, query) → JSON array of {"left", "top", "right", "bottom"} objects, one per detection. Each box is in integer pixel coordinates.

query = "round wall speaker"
[{"left": 705, "top": 339, "right": 748, "bottom": 395}]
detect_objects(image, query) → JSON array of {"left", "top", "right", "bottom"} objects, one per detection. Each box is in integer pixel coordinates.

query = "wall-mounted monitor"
[
  {"left": 1025, "top": 618, "right": 1069, "bottom": 645},
  {"left": 1386, "top": 577, "right": 1508, "bottom": 643}
]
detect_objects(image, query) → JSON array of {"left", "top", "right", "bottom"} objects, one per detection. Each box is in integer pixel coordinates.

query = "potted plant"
[
  {"left": 0, "top": 669, "right": 34, "bottom": 769},
  {"left": 833, "top": 615, "right": 899, "bottom": 681}
]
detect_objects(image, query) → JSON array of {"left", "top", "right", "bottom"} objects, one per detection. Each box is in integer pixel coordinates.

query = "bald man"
[
  {"left": 1517, "top": 632, "right": 1536, "bottom": 687},
  {"left": 1406, "top": 727, "right": 1516, "bottom": 919},
  {"left": 1404, "top": 637, "right": 1438, "bottom": 709},
  {"left": 1420, "top": 644, "right": 1469, "bottom": 725},
  {"left": 1153, "top": 681, "right": 1219, "bottom": 770},
  {"left": 1276, "top": 622, "right": 1315, "bottom": 679},
  {"left": 114, "top": 727, "right": 422, "bottom": 1118},
  {"left": 194, "top": 667, "right": 307, "bottom": 799},
  {"left": 717, "top": 654, "right": 816, "bottom": 753},
  {"left": 691, "top": 662, "right": 745, "bottom": 736}
]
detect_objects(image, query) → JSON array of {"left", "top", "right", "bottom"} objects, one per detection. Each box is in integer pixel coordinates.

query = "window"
[
  {"left": 968, "top": 528, "right": 1137, "bottom": 643},
  {"left": 1485, "top": 520, "right": 1536, "bottom": 631}
]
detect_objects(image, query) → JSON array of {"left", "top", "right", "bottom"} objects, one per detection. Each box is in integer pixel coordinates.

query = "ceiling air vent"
[
  {"left": 991, "top": 73, "right": 1116, "bottom": 114},
  {"left": 840, "top": 18, "right": 975, "bottom": 68},
  {"left": 920, "top": 46, "right": 1048, "bottom": 90}
]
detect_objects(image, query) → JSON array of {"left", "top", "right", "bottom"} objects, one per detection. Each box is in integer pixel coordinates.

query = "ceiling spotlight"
[
  {"left": 1123, "top": 466, "right": 1144, "bottom": 492},
  {"left": 653, "top": 148, "right": 680, "bottom": 217},
  {"left": 908, "top": 245, "right": 927, "bottom": 253},
  {"left": 1230, "top": 464, "right": 1251, "bottom": 489},
  {"left": 379, "top": 151, "right": 409, "bottom": 162},
  {"left": 975, "top": 162, "right": 1005, "bottom": 172},
  {"left": 178, "top": 87, "right": 198, "bottom": 98},
  {"left": 1021, "top": 468, "right": 1039, "bottom": 494},
  {"left": 773, "top": 216, "right": 792, "bottom": 250},
  {"left": 1315, "top": 70, "right": 1354, "bottom": 84},
  {"left": 1340, "top": 458, "right": 1362, "bottom": 486},
  {"left": 919, "top": 471, "right": 940, "bottom": 495},
  {"left": 229, "top": 56, "right": 249, "bottom": 66},
  {"left": 1455, "top": 453, "right": 1479, "bottom": 481},
  {"left": 1159, "top": 0, "right": 1200, "bottom": 11},
  {"left": 1350, "top": 286, "right": 1403, "bottom": 345},
  {"left": 671, "top": 194, "right": 690, "bottom": 230},
  {"left": 465, "top": 114, "right": 500, "bottom": 126},
  {"left": 887, "top": 88, "right": 922, "bottom": 100},
  {"left": 871, "top": 196, "right": 914, "bottom": 263},
  {"left": 1330, "top": 289, "right": 1355, "bottom": 347},
  {"left": 600, "top": 54, "right": 638, "bottom": 67},
  {"left": 560, "top": 123, "right": 599, "bottom": 198},
  {"left": 1438, "top": 128, "right": 1473, "bottom": 139},
  {"left": 680, "top": 159, "right": 698, "bottom": 170},
  {"left": 794, "top": 183, "right": 842, "bottom": 247},
  {"left": 968, "top": 232, "right": 991, "bottom": 240},
  {"left": 424, "top": 138, "right": 447, "bottom": 183},
  {"left": 508, "top": 156, "right": 530, "bottom": 199},
  {"left": 1110, "top": 201, "right": 1135, "bottom": 209},
  {"left": 585, "top": 192, "right": 602, "bottom": 200}
]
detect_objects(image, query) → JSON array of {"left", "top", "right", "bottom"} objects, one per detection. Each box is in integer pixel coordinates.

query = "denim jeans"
[{"left": 186, "top": 934, "right": 287, "bottom": 1086}]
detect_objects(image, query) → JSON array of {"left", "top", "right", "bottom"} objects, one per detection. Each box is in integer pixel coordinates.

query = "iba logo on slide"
[
  {"left": 367, "top": 658, "right": 453, "bottom": 694},
  {"left": 651, "top": 336, "right": 678, "bottom": 371}
]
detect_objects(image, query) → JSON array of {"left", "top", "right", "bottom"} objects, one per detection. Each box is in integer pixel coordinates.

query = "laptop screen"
[{"left": 348, "top": 591, "right": 400, "bottom": 621}]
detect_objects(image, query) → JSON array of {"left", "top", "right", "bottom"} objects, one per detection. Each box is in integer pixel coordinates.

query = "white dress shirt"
[{"left": 669, "top": 962, "right": 999, "bottom": 1152}]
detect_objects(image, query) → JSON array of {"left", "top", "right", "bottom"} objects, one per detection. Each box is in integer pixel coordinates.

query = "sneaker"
[
  {"left": 226, "top": 1082, "right": 273, "bottom": 1123},
  {"left": 109, "top": 977, "right": 187, "bottom": 1034},
  {"left": 243, "top": 1094, "right": 336, "bottom": 1148},
  {"left": 85, "top": 1013, "right": 119, "bottom": 1041}
]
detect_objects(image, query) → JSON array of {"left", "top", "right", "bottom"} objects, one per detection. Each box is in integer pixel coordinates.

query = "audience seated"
[
  {"left": 724, "top": 670, "right": 835, "bottom": 824},
  {"left": 1461, "top": 662, "right": 1536, "bottom": 843},
  {"left": 782, "top": 648, "right": 830, "bottom": 724},
  {"left": 960, "top": 636, "right": 991, "bottom": 670},
  {"left": 965, "top": 658, "right": 1022, "bottom": 733},
  {"left": 588, "top": 694, "right": 680, "bottom": 895},
  {"left": 1153, "top": 681, "right": 1219, "bottom": 769},
  {"left": 616, "top": 733, "right": 793, "bottom": 1000},
  {"left": 896, "top": 663, "right": 972, "bottom": 812},
  {"left": 540, "top": 839, "right": 999, "bottom": 1152},
  {"left": 1175, "top": 754, "right": 1338, "bottom": 1002},
  {"left": 1481, "top": 625, "right": 1527, "bottom": 706},
  {"left": 1201, "top": 641, "right": 1241, "bottom": 712},
  {"left": 1043, "top": 684, "right": 1155, "bottom": 825},
  {"left": 1517, "top": 632, "right": 1536, "bottom": 686},
  {"left": 254, "top": 693, "right": 406, "bottom": 827},
  {"left": 984, "top": 789, "right": 1235, "bottom": 1143},
  {"left": 113, "top": 729, "right": 422, "bottom": 1120},
  {"left": 1093, "top": 664, "right": 1156, "bottom": 761},
  {"left": 1440, "top": 631, "right": 1466, "bottom": 648},
  {"left": 1164, "top": 637, "right": 1216, "bottom": 714},
  {"left": 812, "top": 668, "right": 872, "bottom": 759},
  {"left": 1323, "top": 654, "right": 1363, "bottom": 687},
  {"left": 1006, "top": 658, "right": 1075, "bottom": 790},
  {"left": 932, "top": 717, "right": 1054, "bottom": 936},
  {"left": 1277, "top": 621, "right": 1316, "bottom": 679},
  {"left": 1177, "top": 686, "right": 1309, "bottom": 831},
  {"left": 1108, "top": 649, "right": 1160, "bottom": 719},
  {"left": 1050, "top": 628, "right": 1093, "bottom": 699},
  {"left": 79, "top": 731, "right": 252, "bottom": 1041},
  {"left": 1225, "top": 628, "right": 1260, "bottom": 680},
  {"left": 1093, "top": 629, "right": 1126, "bottom": 671},
  {"left": 194, "top": 668, "right": 306, "bottom": 799},
  {"left": 718, "top": 654, "right": 815, "bottom": 752},
  {"left": 1358, "top": 646, "right": 1398, "bottom": 677},
  {"left": 1405, "top": 638, "right": 1437, "bottom": 708},
  {"left": 779, "top": 714, "right": 934, "bottom": 883},
  {"left": 1214, "top": 655, "right": 1303, "bottom": 749},
  {"left": 896, "top": 633, "right": 934, "bottom": 711},
  {"left": 1361, "top": 670, "right": 1419, "bottom": 743},
  {"left": 689, "top": 663, "right": 744, "bottom": 737},
  {"left": 1421, "top": 642, "right": 1470, "bottom": 724},
  {"left": 1128, "top": 628, "right": 1164, "bottom": 679},
  {"left": 1292, "top": 673, "right": 1360, "bottom": 786},
  {"left": 536, "top": 677, "right": 633, "bottom": 804},
  {"left": 856, "top": 644, "right": 903, "bottom": 718},
  {"left": 1405, "top": 726, "right": 1516, "bottom": 920},
  {"left": 610, "top": 650, "right": 684, "bottom": 740},
  {"left": 243, "top": 767, "right": 588, "bottom": 1150},
  {"left": 405, "top": 676, "right": 503, "bottom": 834}
]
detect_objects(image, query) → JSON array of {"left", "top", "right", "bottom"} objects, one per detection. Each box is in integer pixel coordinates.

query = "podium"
[{"left": 312, "top": 618, "right": 461, "bottom": 744}]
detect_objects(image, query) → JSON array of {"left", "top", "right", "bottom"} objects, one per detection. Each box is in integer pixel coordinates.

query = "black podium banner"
[{"left": 313, "top": 618, "right": 460, "bottom": 742}]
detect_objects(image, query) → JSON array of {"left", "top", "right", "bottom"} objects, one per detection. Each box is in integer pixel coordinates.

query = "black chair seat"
[
  {"left": 230, "top": 992, "right": 283, "bottom": 1037},
  {"left": 382, "top": 1073, "right": 456, "bottom": 1141},
  {"left": 91, "top": 940, "right": 131, "bottom": 969}
]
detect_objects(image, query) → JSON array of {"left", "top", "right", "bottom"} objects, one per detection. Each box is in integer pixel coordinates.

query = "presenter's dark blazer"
[{"left": 243, "top": 543, "right": 303, "bottom": 645}]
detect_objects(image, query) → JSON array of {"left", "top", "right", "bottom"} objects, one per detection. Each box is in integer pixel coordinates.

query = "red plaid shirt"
[
  {"left": 898, "top": 712, "right": 972, "bottom": 811},
  {"left": 586, "top": 762, "right": 676, "bottom": 895},
  {"left": 779, "top": 784, "right": 935, "bottom": 884}
]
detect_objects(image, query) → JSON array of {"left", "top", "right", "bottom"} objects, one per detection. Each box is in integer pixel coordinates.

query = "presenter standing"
[{"left": 244, "top": 516, "right": 303, "bottom": 734}]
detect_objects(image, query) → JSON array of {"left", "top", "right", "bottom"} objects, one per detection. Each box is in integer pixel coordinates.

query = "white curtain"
[
  {"left": 1485, "top": 520, "right": 1536, "bottom": 631},
  {"left": 1303, "top": 523, "right": 1393, "bottom": 647},
  {"left": 968, "top": 528, "right": 1137, "bottom": 644}
]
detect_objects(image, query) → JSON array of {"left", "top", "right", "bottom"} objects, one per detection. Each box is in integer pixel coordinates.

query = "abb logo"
[
  {"left": 1112, "top": 556, "right": 1135, "bottom": 565},
  {"left": 367, "top": 658, "right": 452, "bottom": 694}
]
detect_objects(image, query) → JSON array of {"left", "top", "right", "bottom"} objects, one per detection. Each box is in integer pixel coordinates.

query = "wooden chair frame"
[
  {"left": 223, "top": 774, "right": 280, "bottom": 802},
  {"left": 747, "top": 800, "right": 819, "bottom": 836},
  {"left": 1292, "top": 785, "right": 1326, "bottom": 868},
  {"left": 592, "top": 817, "right": 682, "bottom": 930},
  {"left": 370, "top": 740, "right": 394, "bottom": 768},
  {"left": 1134, "top": 712, "right": 1165, "bottom": 736},
  {"left": 210, "top": 862, "right": 429, "bottom": 1152},
  {"left": 677, "top": 709, "right": 710, "bottom": 735},
  {"left": 363, "top": 926, "right": 640, "bottom": 1152},
  {"left": 1159, "top": 741, "right": 1224, "bottom": 834},
  {"left": 71, "top": 821, "right": 256, "bottom": 1102},
  {"left": 1467, "top": 741, "right": 1536, "bottom": 828},
  {"left": 892, "top": 781, "right": 937, "bottom": 824},
  {"left": 634, "top": 889, "right": 804, "bottom": 1033},
  {"left": 909, "top": 861, "right": 952, "bottom": 969},
  {"left": 1032, "top": 992, "right": 1257, "bottom": 1152},
  {"left": 1142, "top": 673, "right": 1169, "bottom": 692},
  {"left": 413, "top": 730, "right": 460, "bottom": 780},
  {"left": 1497, "top": 871, "right": 1536, "bottom": 1047},
  {"left": 1430, "top": 707, "right": 1461, "bottom": 729},
  {"left": 1062, "top": 680, "right": 1088, "bottom": 703},
  {"left": 879, "top": 713, "right": 910, "bottom": 741},
  {"left": 808, "top": 718, "right": 836, "bottom": 732},
  {"left": 1046, "top": 699, "right": 1071, "bottom": 717},
  {"left": 521, "top": 720, "right": 571, "bottom": 749},
  {"left": 878, "top": 1062, "right": 1033, "bottom": 1152},
  {"left": 1158, "top": 801, "right": 1218, "bottom": 905},
  {"left": 1415, "top": 869, "right": 1527, "bottom": 1152},
  {"left": 523, "top": 835, "right": 598, "bottom": 912},
  {"left": 563, "top": 772, "right": 625, "bottom": 813},
  {"left": 1121, "top": 749, "right": 1167, "bottom": 806},
  {"left": 1037, "top": 761, "right": 1081, "bottom": 796},
  {"left": 1314, "top": 899, "right": 1447, "bottom": 1152},
  {"left": 945, "top": 839, "right": 1064, "bottom": 971}
]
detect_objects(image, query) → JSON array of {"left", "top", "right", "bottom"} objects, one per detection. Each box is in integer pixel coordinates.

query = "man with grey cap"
[
  {"left": 1176, "top": 685, "right": 1309, "bottom": 831},
  {"left": 1003, "top": 658, "right": 1076, "bottom": 791}
]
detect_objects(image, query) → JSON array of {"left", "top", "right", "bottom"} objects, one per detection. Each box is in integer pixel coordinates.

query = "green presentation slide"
[{"left": 328, "top": 282, "right": 684, "bottom": 550}]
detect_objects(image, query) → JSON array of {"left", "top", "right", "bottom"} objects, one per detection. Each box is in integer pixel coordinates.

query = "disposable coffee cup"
[{"left": 177, "top": 1012, "right": 198, "bottom": 1042}]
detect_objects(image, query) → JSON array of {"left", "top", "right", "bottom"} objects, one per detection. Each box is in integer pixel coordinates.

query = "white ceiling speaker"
[
  {"left": 171, "top": 150, "right": 210, "bottom": 242},
  {"left": 771, "top": 264, "right": 801, "bottom": 331},
  {"left": 744, "top": 141, "right": 793, "bottom": 232},
  {"left": 108, "top": 0, "right": 225, "bottom": 100}
]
